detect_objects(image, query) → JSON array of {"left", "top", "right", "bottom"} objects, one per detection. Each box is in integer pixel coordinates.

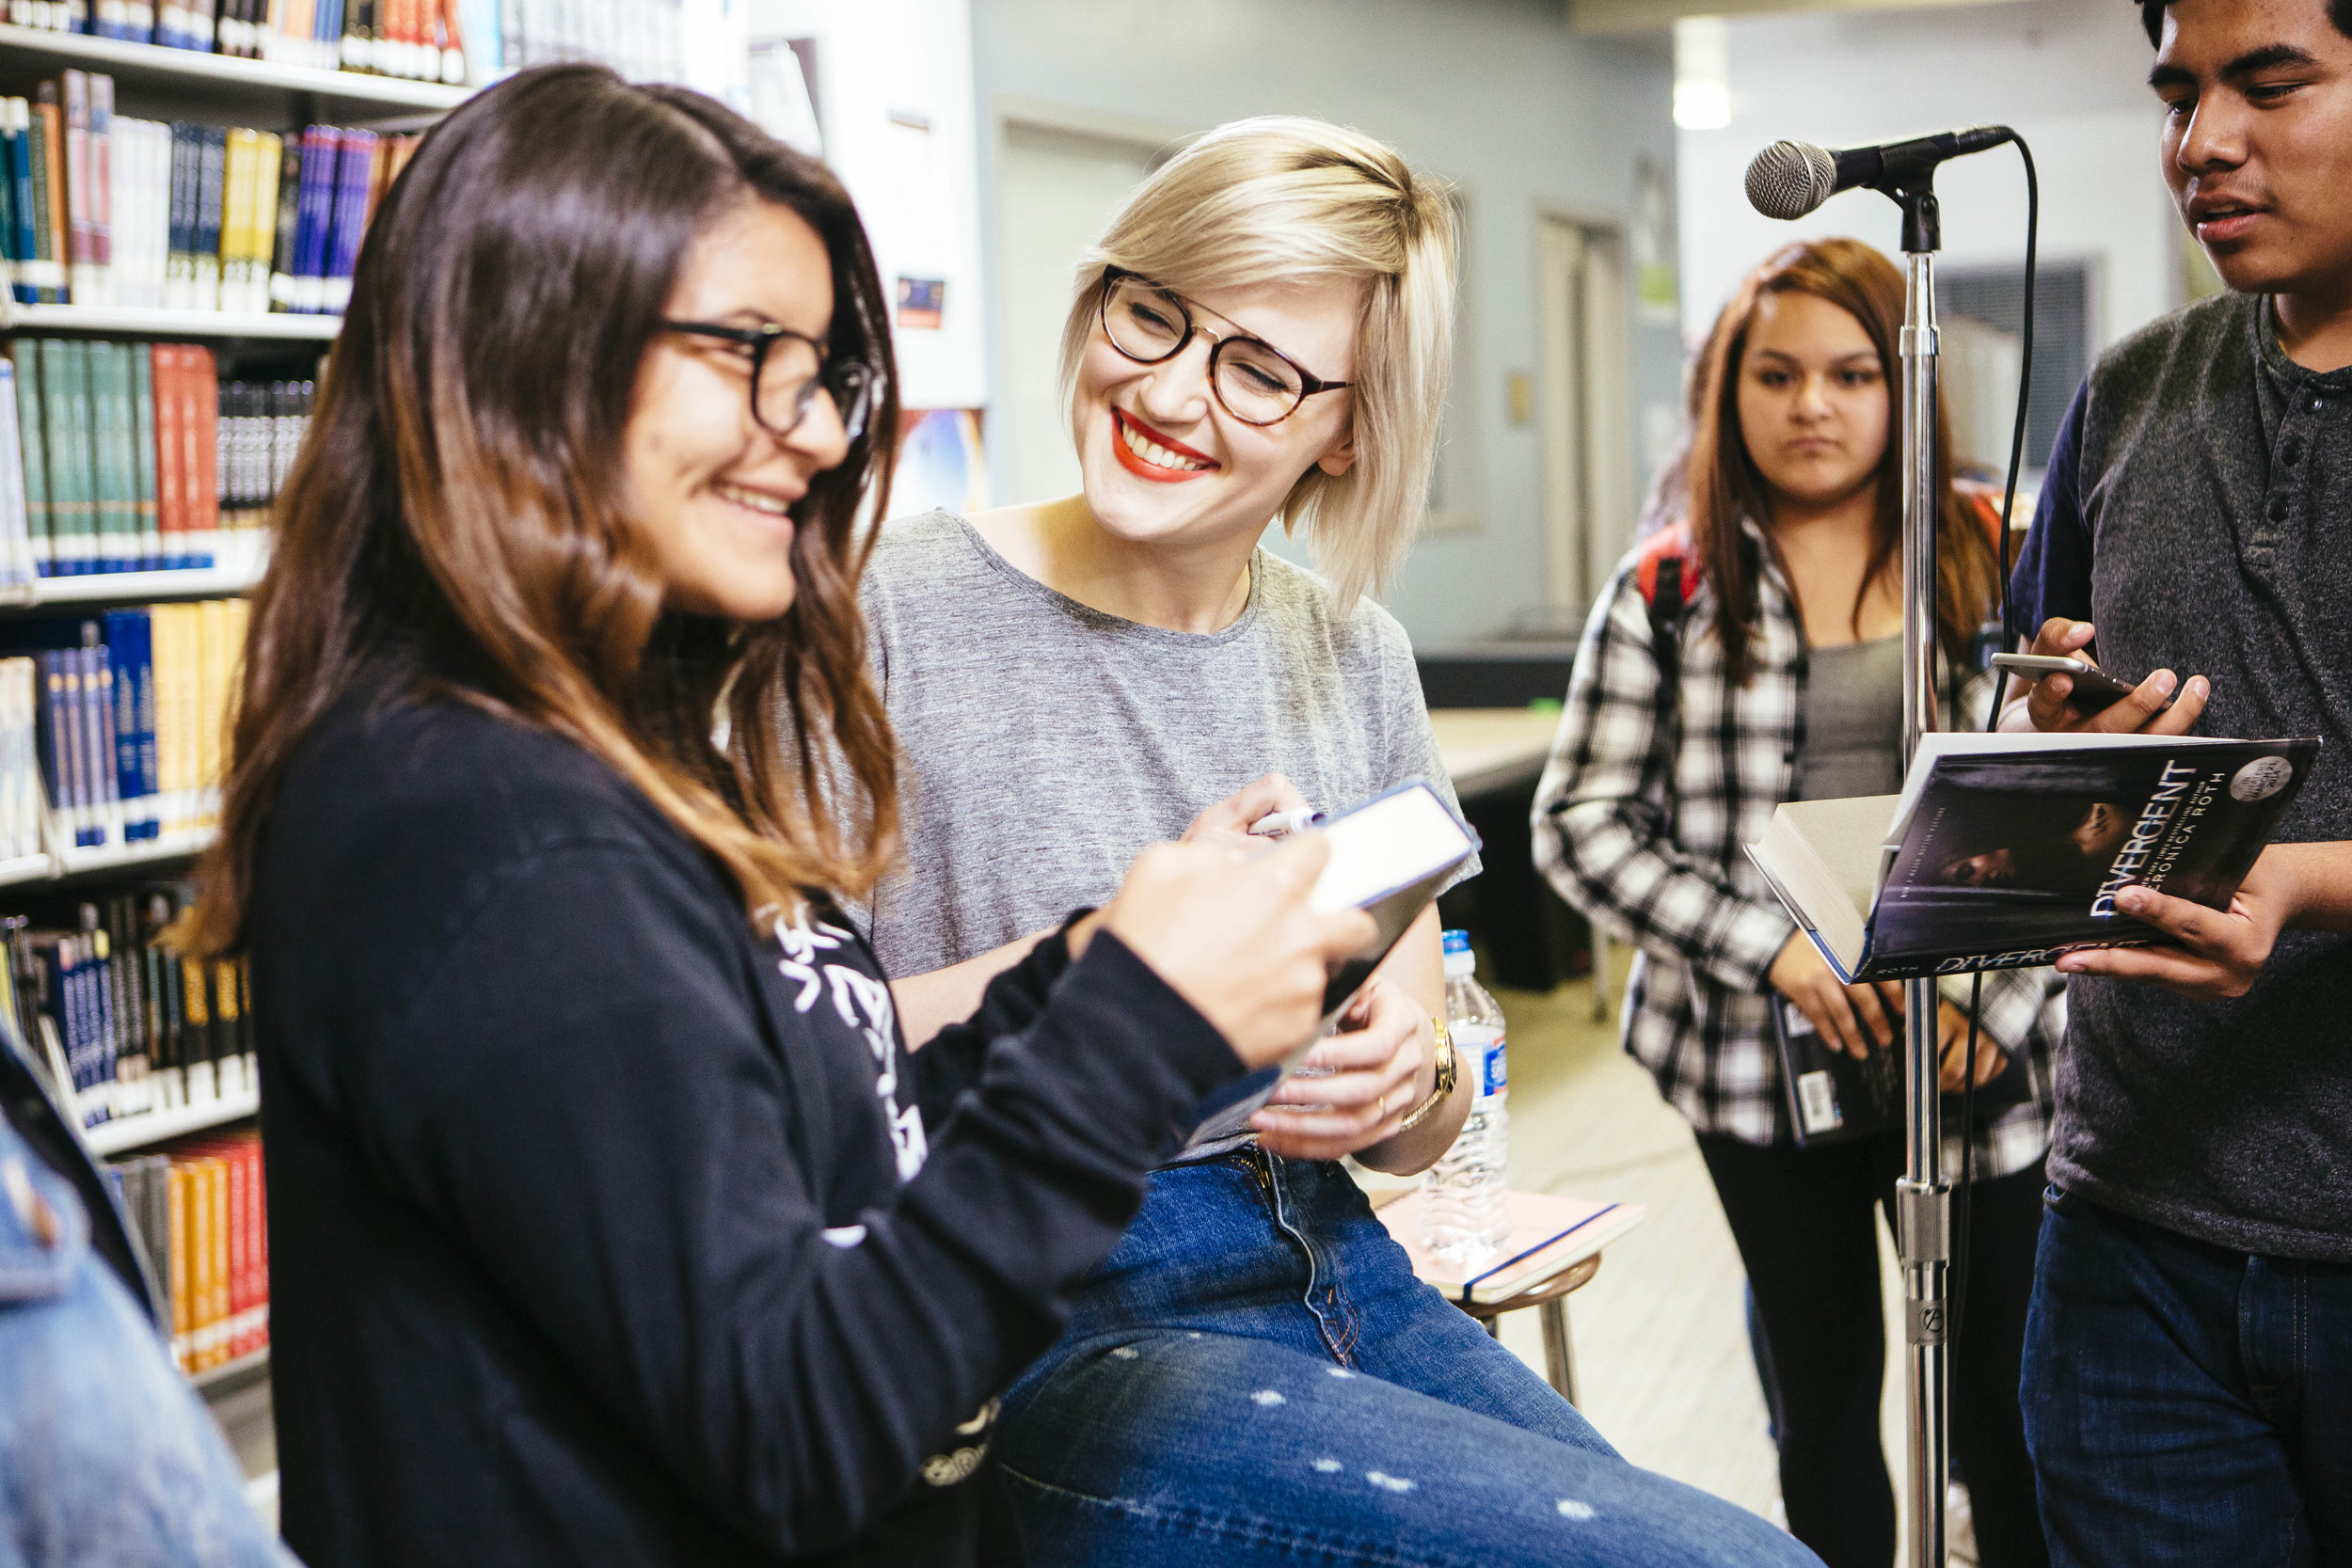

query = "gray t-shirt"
[
  {"left": 1796, "top": 634, "right": 1903, "bottom": 802},
  {"left": 858, "top": 511, "right": 1477, "bottom": 980}
]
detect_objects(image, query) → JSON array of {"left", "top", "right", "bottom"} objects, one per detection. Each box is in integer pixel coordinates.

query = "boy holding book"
[{"left": 2001, "top": 0, "right": 2352, "bottom": 1560}]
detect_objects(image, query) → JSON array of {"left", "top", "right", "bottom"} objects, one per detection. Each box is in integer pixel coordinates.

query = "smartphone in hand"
[{"left": 1989, "top": 653, "right": 2172, "bottom": 715}]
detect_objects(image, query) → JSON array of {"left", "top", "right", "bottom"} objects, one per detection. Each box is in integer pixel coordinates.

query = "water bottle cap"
[{"left": 1441, "top": 929, "right": 1471, "bottom": 956}]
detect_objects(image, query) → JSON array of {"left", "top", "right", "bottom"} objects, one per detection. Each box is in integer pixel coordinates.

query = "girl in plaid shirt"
[{"left": 1534, "top": 239, "right": 2060, "bottom": 1568}]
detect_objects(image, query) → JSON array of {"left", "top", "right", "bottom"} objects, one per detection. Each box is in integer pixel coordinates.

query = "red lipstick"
[{"left": 1110, "top": 409, "right": 1217, "bottom": 483}]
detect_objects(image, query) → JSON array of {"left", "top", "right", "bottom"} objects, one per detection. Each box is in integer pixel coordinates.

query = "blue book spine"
[
  {"left": 293, "top": 129, "right": 334, "bottom": 312},
  {"left": 7, "top": 108, "right": 36, "bottom": 309},
  {"left": 54, "top": 649, "right": 90, "bottom": 847},
  {"left": 71, "top": 949, "right": 101, "bottom": 1119},
  {"left": 91, "top": 945, "right": 116, "bottom": 1111},
  {"left": 34, "top": 942, "right": 72, "bottom": 1098},
  {"left": 196, "top": 128, "right": 226, "bottom": 306},
  {"left": 78, "top": 643, "right": 114, "bottom": 848},
  {"left": 0, "top": 119, "right": 16, "bottom": 309},
  {"left": 34, "top": 652, "right": 62, "bottom": 845},
  {"left": 324, "top": 131, "right": 375, "bottom": 312},
  {"left": 166, "top": 125, "right": 190, "bottom": 311},
  {"left": 103, "top": 609, "right": 156, "bottom": 840}
]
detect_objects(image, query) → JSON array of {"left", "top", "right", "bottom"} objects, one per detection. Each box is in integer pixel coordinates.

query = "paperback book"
[
  {"left": 1377, "top": 1190, "right": 1645, "bottom": 1305},
  {"left": 1181, "top": 780, "right": 1479, "bottom": 1150},
  {"left": 1748, "top": 731, "right": 2320, "bottom": 983}
]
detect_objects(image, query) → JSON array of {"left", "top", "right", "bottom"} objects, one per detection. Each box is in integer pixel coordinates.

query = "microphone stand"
[{"left": 1892, "top": 179, "right": 1951, "bottom": 1568}]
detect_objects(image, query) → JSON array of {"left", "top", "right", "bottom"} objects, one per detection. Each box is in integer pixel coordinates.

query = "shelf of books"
[
  {"left": 2, "top": 303, "right": 340, "bottom": 341},
  {"left": 85, "top": 1072, "right": 254, "bottom": 1155},
  {"left": 0, "top": 23, "right": 470, "bottom": 111},
  {"left": 104, "top": 1117, "right": 270, "bottom": 1385}
]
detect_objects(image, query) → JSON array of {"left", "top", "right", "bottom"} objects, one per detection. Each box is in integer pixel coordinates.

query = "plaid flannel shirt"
[{"left": 1532, "top": 523, "right": 2059, "bottom": 1175}]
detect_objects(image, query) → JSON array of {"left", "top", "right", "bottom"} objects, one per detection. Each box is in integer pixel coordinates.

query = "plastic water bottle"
[{"left": 1421, "top": 929, "right": 1510, "bottom": 1260}]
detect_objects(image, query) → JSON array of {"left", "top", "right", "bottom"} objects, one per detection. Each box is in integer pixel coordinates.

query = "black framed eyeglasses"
[
  {"left": 1096, "top": 268, "right": 1352, "bottom": 427},
  {"left": 658, "top": 320, "right": 879, "bottom": 445}
]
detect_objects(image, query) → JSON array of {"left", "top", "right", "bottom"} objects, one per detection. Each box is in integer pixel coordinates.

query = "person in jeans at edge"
[
  {"left": 0, "top": 1017, "right": 291, "bottom": 1568},
  {"left": 2000, "top": 0, "right": 2352, "bottom": 1561},
  {"left": 183, "top": 66, "right": 1380, "bottom": 1568},
  {"left": 1533, "top": 237, "right": 2059, "bottom": 1568},
  {"left": 850, "top": 117, "right": 1819, "bottom": 1567}
]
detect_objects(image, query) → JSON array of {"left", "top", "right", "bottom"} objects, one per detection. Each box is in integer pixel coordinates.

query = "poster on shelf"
[{"left": 897, "top": 277, "right": 945, "bottom": 329}]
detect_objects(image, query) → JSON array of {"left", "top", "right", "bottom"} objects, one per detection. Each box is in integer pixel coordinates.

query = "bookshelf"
[
  {"left": 191, "top": 1343, "right": 270, "bottom": 1393},
  {"left": 1, "top": 46, "right": 473, "bottom": 1439},
  {"left": 0, "top": 24, "right": 469, "bottom": 114},
  {"left": 0, "top": 303, "right": 341, "bottom": 341},
  {"left": 84, "top": 1076, "right": 254, "bottom": 1155},
  {"left": 3, "top": 560, "right": 266, "bottom": 605}
]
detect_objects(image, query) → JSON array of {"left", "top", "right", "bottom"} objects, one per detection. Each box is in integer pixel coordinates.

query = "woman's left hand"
[
  {"left": 1935, "top": 1001, "right": 2008, "bottom": 1091},
  {"left": 1248, "top": 977, "right": 1428, "bottom": 1162}
]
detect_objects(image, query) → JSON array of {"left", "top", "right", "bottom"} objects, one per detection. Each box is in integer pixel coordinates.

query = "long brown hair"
[
  {"left": 184, "top": 65, "right": 902, "bottom": 956},
  {"left": 1683, "top": 237, "right": 1996, "bottom": 684}
]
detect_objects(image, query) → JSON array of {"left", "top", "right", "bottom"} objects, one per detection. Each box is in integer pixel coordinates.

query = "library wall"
[
  {"left": 966, "top": 0, "right": 1686, "bottom": 646},
  {"left": 1675, "top": 0, "right": 2180, "bottom": 357},
  {"left": 748, "top": 0, "right": 990, "bottom": 413}
]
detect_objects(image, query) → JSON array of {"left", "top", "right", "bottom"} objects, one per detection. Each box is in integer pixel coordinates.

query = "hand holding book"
[
  {"left": 1090, "top": 833, "right": 1375, "bottom": 1070},
  {"left": 1767, "top": 933, "right": 2006, "bottom": 1090},
  {"left": 2053, "top": 841, "right": 2301, "bottom": 1001}
]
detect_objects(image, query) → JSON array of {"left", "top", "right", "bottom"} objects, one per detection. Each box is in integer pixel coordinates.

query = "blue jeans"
[
  {"left": 2023, "top": 1186, "right": 2352, "bottom": 1567},
  {"left": 993, "top": 1148, "right": 1820, "bottom": 1567}
]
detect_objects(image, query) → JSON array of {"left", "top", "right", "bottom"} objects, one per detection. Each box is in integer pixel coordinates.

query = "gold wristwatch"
[{"left": 1392, "top": 1016, "right": 1458, "bottom": 1134}]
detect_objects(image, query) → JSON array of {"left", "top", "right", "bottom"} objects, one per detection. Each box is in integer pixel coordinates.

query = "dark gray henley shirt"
[{"left": 2012, "top": 290, "right": 2352, "bottom": 1263}]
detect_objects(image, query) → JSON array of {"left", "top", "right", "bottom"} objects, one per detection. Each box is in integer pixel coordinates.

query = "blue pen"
[{"left": 1247, "top": 807, "right": 1327, "bottom": 838}]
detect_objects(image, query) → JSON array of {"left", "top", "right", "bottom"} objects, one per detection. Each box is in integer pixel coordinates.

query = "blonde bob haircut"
[{"left": 1057, "top": 116, "right": 1456, "bottom": 609}]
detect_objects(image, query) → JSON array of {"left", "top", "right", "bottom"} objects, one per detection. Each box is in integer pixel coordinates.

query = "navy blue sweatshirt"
[{"left": 247, "top": 667, "right": 1240, "bottom": 1566}]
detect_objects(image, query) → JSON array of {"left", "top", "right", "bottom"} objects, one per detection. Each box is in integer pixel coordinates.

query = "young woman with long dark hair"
[
  {"left": 1535, "top": 238, "right": 2062, "bottom": 1568},
  {"left": 179, "top": 66, "right": 1375, "bottom": 1567}
]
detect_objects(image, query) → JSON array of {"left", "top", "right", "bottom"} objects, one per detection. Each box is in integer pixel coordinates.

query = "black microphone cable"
[{"left": 1952, "top": 131, "right": 2039, "bottom": 1365}]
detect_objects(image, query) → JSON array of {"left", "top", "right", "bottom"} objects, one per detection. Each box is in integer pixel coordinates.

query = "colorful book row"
[
  {"left": 7, "top": 0, "right": 485, "bottom": 83},
  {"left": 108, "top": 1126, "right": 266, "bottom": 1375},
  {"left": 4, "top": 880, "right": 255, "bottom": 1137},
  {"left": 2, "top": 75, "right": 418, "bottom": 315},
  {"left": 0, "top": 602, "right": 246, "bottom": 862},
  {"left": 2, "top": 341, "right": 306, "bottom": 578}
]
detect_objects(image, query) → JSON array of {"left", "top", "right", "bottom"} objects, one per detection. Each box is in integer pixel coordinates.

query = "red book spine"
[
  {"left": 251, "top": 1132, "right": 268, "bottom": 1350},
  {"left": 225, "top": 1141, "right": 249, "bottom": 1357},
  {"left": 151, "top": 346, "right": 183, "bottom": 549},
  {"left": 189, "top": 346, "right": 219, "bottom": 550}
]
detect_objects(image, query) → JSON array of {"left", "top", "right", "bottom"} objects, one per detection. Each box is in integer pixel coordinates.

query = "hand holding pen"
[{"left": 1181, "top": 773, "right": 1320, "bottom": 856}]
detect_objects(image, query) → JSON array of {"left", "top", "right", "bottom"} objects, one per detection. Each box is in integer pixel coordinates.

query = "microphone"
[{"left": 1745, "top": 126, "right": 2013, "bottom": 220}]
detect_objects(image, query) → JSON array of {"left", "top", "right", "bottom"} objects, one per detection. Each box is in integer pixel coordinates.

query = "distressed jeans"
[
  {"left": 993, "top": 1148, "right": 1821, "bottom": 1567},
  {"left": 2023, "top": 1186, "right": 2352, "bottom": 1567}
]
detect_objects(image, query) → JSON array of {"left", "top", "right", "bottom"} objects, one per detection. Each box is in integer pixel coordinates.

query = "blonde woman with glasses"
[{"left": 849, "top": 118, "right": 1818, "bottom": 1567}]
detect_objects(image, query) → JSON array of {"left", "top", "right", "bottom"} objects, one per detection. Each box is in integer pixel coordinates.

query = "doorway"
[
  {"left": 1534, "top": 214, "right": 1634, "bottom": 617},
  {"left": 993, "top": 114, "right": 1178, "bottom": 504}
]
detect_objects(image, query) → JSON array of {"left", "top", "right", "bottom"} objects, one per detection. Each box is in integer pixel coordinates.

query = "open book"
[
  {"left": 1181, "top": 781, "right": 1480, "bottom": 1150},
  {"left": 1747, "top": 731, "right": 2319, "bottom": 983}
]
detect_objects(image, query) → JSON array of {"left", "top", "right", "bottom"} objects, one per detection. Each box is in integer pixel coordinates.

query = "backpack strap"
[
  {"left": 1629, "top": 527, "right": 1695, "bottom": 805},
  {"left": 1631, "top": 524, "right": 1696, "bottom": 698}
]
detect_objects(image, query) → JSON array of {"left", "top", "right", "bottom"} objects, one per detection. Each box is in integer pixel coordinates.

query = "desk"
[
  {"left": 1429, "top": 707, "right": 1609, "bottom": 1010},
  {"left": 1431, "top": 707, "right": 1562, "bottom": 798}
]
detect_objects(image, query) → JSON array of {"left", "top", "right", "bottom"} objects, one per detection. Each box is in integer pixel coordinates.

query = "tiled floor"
[{"left": 1358, "top": 952, "right": 1931, "bottom": 1543}]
